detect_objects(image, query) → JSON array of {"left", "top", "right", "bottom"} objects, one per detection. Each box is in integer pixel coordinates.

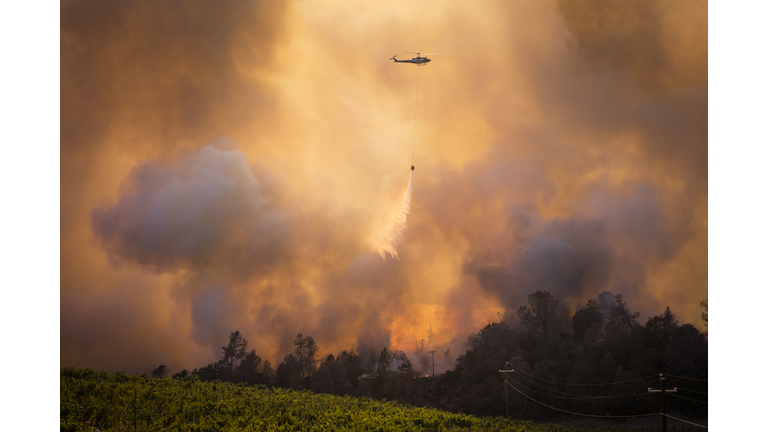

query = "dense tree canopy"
[
  {"left": 165, "top": 290, "right": 706, "bottom": 421},
  {"left": 572, "top": 298, "right": 601, "bottom": 341}
]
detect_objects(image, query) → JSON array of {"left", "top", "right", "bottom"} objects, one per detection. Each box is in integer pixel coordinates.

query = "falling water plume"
[{"left": 370, "top": 171, "right": 414, "bottom": 259}]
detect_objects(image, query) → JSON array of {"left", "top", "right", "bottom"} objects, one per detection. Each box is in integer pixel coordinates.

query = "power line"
[
  {"left": 506, "top": 375, "right": 651, "bottom": 401},
  {"left": 661, "top": 413, "right": 708, "bottom": 429},
  {"left": 499, "top": 367, "right": 708, "bottom": 430},
  {"left": 504, "top": 379, "right": 659, "bottom": 419},
  {"left": 512, "top": 371, "right": 617, "bottom": 397},
  {"left": 663, "top": 373, "right": 707, "bottom": 382},
  {"left": 664, "top": 392, "right": 708, "bottom": 404},
  {"left": 511, "top": 371, "right": 652, "bottom": 399},
  {"left": 676, "top": 387, "right": 708, "bottom": 396},
  {"left": 513, "top": 367, "right": 657, "bottom": 387}
]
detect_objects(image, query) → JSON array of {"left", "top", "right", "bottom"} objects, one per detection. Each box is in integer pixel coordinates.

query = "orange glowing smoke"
[{"left": 385, "top": 301, "right": 504, "bottom": 352}]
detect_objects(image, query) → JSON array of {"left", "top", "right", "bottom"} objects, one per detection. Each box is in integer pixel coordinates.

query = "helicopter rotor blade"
[{"left": 406, "top": 52, "right": 437, "bottom": 55}]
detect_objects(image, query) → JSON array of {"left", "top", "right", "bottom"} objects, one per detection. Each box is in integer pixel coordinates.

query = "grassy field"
[{"left": 61, "top": 368, "right": 667, "bottom": 432}]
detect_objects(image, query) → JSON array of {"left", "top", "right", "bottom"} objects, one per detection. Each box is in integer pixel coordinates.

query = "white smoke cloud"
[{"left": 92, "top": 145, "right": 285, "bottom": 273}]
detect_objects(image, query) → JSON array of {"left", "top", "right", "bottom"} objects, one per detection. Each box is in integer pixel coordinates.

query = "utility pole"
[
  {"left": 429, "top": 351, "right": 436, "bottom": 376},
  {"left": 648, "top": 374, "right": 677, "bottom": 432},
  {"left": 133, "top": 375, "right": 137, "bottom": 431},
  {"left": 499, "top": 362, "right": 514, "bottom": 418},
  {"left": 420, "top": 339, "right": 425, "bottom": 355}
]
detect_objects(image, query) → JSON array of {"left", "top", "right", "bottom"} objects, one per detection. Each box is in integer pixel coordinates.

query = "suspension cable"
[{"left": 411, "top": 65, "right": 420, "bottom": 167}]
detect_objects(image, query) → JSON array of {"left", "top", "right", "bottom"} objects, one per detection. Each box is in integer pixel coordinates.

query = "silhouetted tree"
[
  {"left": 518, "top": 290, "right": 559, "bottom": 353},
  {"left": 172, "top": 295, "right": 708, "bottom": 422},
  {"left": 192, "top": 363, "right": 220, "bottom": 381},
  {"left": 572, "top": 298, "right": 602, "bottom": 341},
  {"left": 337, "top": 349, "right": 362, "bottom": 390},
  {"left": 237, "top": 349, "right": 272, "bottom": 385},
  {"left": 382, "top": 350, "right": 417, "bottom": 400},
  {"left": 275, "top": 354, "right": 303, "bottom": 389},
  {"left": 294, "top": 333, "right": 319, "bottom": 379},
  {"left": 376, "top": 347, "right": 394, "bottom": 375},
  {"left": 645, "top": 307, "right": 679, "bottom": 351},
  {"left": 665, "top": 324, "right": 707, "bottom": 379},
  {"left": 238, "top": 350, "right": 261, "bottom": 379},
  {"left": 262, "top": 360, "right": 274, "bottom": 383},
  {"left": 151, "top": 365, "right": 168, "bottom": 378},
  {"left": 172, "top": 369, "right": 190, "bottom": 379},
  {"left": 608, "top": 294, "right": 640, "bottom": 333},
  {"left": 620, "top": 307, "right": 676, "bottom": 375},
  {"left": 665, "top": 324, "right": 708, "bottom": 419},
  {"left": 312, "top": 354, "right": 353, "bottom": 395},
  {"left": 220, "top": 331, "right": 249, "bottom": 370},
  {"left": 450, "top": 322, "right": 518, "bottom": 416}
]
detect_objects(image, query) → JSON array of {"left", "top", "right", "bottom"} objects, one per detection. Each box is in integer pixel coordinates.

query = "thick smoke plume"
[
  {"left": 370, "top": 171, "right": 414, "bottom": 259},
  {"left": 61, "top": 1, "right": 707, "bottom": 374},
  {"left": 92, "top": 145, "right": 282, "bottom": 274}
]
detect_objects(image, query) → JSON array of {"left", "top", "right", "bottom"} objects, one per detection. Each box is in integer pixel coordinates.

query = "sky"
[{"left": 59, "top": 0, "right": 709, "bottom": 375}]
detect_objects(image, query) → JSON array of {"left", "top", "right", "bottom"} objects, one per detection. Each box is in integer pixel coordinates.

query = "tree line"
[{"left": 155, "top": 290, "right": 707, "bottom": 421}]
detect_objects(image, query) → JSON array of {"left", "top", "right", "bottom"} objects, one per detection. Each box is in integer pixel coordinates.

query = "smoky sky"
[{"left": 61, "top": 0, "right": 707, "bottom": 374}]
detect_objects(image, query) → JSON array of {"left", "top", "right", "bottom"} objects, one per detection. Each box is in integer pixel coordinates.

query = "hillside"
[{"left": 61, "top": 368, "right": 665, "bottom": 432}]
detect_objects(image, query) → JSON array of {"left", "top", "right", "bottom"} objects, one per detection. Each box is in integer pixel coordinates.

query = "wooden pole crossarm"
[{"left": 648, "top": 388, "right": 678, "bottom": 393}]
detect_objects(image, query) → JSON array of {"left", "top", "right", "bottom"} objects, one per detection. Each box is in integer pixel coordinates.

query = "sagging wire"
[
  {"left": 506, "top": 375, "right": 651, "bottom": 401},
  {"left": 663, "top": 373, "right": 708, "bottom": 382},
  {"left": 664, "top": 392, "right": 708, "bottom": 404},
  {"left": 661, "top": 413, "right": 708, "bottom": 429},
  {"left": 513, "top": 367, "right": 658, "bottom": 387},
  {"left": 676, "top": 387, "right": 708, "bottom": 396},
  {"left": 503, "top": 379, "right": 659, "bottom": 419}
]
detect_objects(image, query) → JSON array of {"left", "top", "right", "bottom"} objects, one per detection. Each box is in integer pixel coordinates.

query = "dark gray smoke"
[
  {"left": 89, "top": 144, "right": 410, "bottom": 365},
  {"left": 467, "top": 190, "right": 671, "bottom": 327}
]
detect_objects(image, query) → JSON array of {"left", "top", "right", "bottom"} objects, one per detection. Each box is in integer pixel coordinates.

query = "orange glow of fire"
[{"left": 384, "top": 301, "right": 504, "bottom": 352}]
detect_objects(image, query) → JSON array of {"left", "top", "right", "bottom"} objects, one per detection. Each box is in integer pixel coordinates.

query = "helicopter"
[{"left": 390, "top": 52, "right": 436, "bottom": 65}]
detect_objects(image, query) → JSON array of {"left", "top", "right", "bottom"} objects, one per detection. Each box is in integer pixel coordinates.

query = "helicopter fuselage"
[{"left": 391, "top": 56, "right": 431, "bottom": 64}]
